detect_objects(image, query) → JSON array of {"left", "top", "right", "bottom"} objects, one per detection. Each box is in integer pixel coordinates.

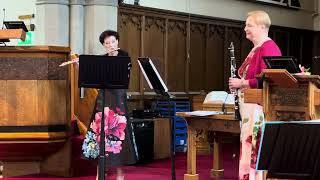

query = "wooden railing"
[{"left": 70, "top": 63, "right": 98, "bottom": 135}]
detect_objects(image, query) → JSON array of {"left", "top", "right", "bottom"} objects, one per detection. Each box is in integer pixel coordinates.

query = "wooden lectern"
[
  {"left": 244, "top": 69, "right": 320, "bottom": 121},
  {"left": 243, "top": 69, "right": 320, "bottom": 180},
  {"left": 0, "top": 29, "right": 26, "bottom": 42},
  {"left": 177, "top": 95, "right": 240, "bottom": 180}
]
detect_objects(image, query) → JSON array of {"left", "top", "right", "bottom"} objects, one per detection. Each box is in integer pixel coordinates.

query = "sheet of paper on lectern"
[
  {"left": 185, "top": 110, "right": 223, "bottom": 116},
  {"left": 203, "top": 91, "right": 234, "bottom": 104}
]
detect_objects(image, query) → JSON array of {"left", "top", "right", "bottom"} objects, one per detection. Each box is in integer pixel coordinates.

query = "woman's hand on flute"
[
  {"left": 59, "top": 58, "right": 79, "bottom": 67},
  {"left": 107, "top": 48, "right": 120, "bottom": 56}
]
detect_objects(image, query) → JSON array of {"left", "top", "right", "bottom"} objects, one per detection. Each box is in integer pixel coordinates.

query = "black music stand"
[
  {"left": 262, "top": 56, "right": 301, "bottom": 73},
  {"left": 78, "top": 55, "right": 131, "bottom": 180},
  {"left": 4, "top": 21, "right": 29, "bottom": 32},
  {"left": 257, "top": 121, "right": 320, "bottom": 180},
  {"left": 137, "top": 57, "right": 176, "bottom": 180}
]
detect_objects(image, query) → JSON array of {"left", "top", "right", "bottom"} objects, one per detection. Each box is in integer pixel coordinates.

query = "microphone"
[
  {"left": 2, "top": 8, "right": 5, "bottom": 29},
  {"left": 221, "top": 93, "right": 229, "bottom": 115}
]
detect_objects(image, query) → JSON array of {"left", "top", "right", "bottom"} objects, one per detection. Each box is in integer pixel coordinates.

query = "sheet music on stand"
[{"left": 137, "top": 57, "right": 171, "bottom": 97}]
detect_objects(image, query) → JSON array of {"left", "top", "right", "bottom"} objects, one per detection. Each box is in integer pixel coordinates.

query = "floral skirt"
[
  {"left": 83, "top": 89, "right": 138, "bottom": 167},
  {"left": 239, "top": 102, "right": 264, "bottom": 180}
]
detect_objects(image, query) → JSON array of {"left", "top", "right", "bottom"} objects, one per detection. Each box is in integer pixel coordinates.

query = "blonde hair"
[{"left": 247, "top": 10, "right": 271, "bottom": 29}]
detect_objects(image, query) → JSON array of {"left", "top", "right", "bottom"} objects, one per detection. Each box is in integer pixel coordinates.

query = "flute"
[
  {"left": 59, "top": 54, "right": 79, "bottom": 67},
  {"left": 228, "top": 42, "right": 242, "bottom": 121},
  {"left": 59, "top": 47, "right": 120, "bottom": 67}
]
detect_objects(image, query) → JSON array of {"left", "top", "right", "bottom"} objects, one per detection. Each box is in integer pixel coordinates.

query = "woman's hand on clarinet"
[{"left": 229, "top": 78, "right": 243, "bottom": 90}]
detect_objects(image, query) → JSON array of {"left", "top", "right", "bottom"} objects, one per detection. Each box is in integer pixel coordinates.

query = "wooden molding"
[
  {"left": 0, "top": 132, "right": 67, "bottom": 141},
  {"left": 76, "top": 118, "right": 88, "bottom": 136},
  {"left": 315, "top": 89, "right": 320, "bottom": 106},
  {"left": 202, "top": 103, "right": 234, "bottom": 113},
  {"left": 0, "top": 45, "right": 70, "bottom": 53},
  {"left": 176, "top": 112, "right": 235, "bottom": 121},
  {"left": 0, "top": 29, "right": 26, "bottom": 41},
  {"left": 262, "top": 69, "right": 298, "bottom": 88},
  {"left": 243, "top": 89, "right": 263, "bottom": 105}
]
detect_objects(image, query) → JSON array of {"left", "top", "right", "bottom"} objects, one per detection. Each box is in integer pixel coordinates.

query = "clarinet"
[{"left": 228, "top": 42, "right": 242, "bottom": 121}]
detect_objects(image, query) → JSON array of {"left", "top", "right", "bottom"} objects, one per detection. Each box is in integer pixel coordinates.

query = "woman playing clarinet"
[{"left": 228, "top": 10, "right": 281, "bottom": 180}]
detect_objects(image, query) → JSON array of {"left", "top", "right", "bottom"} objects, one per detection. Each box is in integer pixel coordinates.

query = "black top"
[
  {"left": 107, "top": 49, "right": 132, "bottom": 70},
  {"left": 106, "top": 49, "right": 129, "bottom": 56}
]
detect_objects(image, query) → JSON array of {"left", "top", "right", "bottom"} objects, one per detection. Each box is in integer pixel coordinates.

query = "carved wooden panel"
[
  {"left": 189, "top": 22, "right": 207, "bottom": 91},
  {"left": 143, "top": 16, "right": 166, "bottom": 92},
  {"left": 268, "top": 85, "right": 309, "bottom": 121},
  {"left": 195, "top": 129, "right": 211, "bottom": 155},
  {"left": 313, "top": 32, "right": 320, "bottom": 75},
  {"left": 289, "top": 31, "right": 303, "bottom": 63},
  {"left": 270, "top": 87, "right": 308, "bottom": 106},
  {"left": 145, "top": 16, "right": 166, "bottom": 32},
  {"left": 300, "top": 32, "right": 314, "bottom": 68},
  {"left": 275, "top": 111, "right": 306, "bottom": 121},
  {"left": 273, "top": 30, "right": 289, "bottom": 55},
  {"left": 119, "top": 12, "right": 142, "bottom": 93},
  {"left": 167, "top": 19, "right": 187, "bottom": 91},
  {"left": 240, "top": 33, "right": 252, "bottom": 64},
  {"left": 118, "top": 5, "right": 317, "bottom": 95},
  {"left": 225, "top": 27, "right": 244, "bottom": 90},
  {"left": 206, "top": 25, "right": 225, "bottom": 90}
]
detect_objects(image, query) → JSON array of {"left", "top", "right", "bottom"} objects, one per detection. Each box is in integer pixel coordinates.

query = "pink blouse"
[{"left": 238, "top": 40, "right": 282, "bottom": 88}]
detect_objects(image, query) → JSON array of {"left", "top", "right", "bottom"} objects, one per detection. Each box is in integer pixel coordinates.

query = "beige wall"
[
  {"left": 139, "top": 0, "right": 318, "bottom": 30},
  {"left": 0, "top": 0, "right": 36, "bottom": 23},
  {"left": 1, "top": 0, "right": 36, "bottom": 45},
  {"left": 1, "top": 0, "right": 319, "bottom": 46},
  {"left": 1, "top": 0, "right": 318, "bottom": 32}
]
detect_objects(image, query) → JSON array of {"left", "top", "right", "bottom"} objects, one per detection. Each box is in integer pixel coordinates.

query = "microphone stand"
[
  {"left": 158, "top": 91, "right": 176, "bottom": 180},
  {"left": 2, "top": 9, "right": 5, "bottom": 29},
  {"left": 166, "top": 94, "right": 176, "bottom": 180},
  {"left": 221, "top": 94, "right": 229, "bottom": 115},
  {"left": 0, "top": 9, "right": 9, "bottom": 46}
]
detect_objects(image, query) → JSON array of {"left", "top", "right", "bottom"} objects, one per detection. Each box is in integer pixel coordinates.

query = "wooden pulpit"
[
  {"left": 243, "top": 69, "right": 320, "bottom": 180},
  {"left": 0, "top": 46, "right": 71, "bottom": 177},
  {"left": 244, "top": 69, "right": 320, "bottom": 121},
  {"left": 0, "top": 29, "right": 26, "bottom": 42}
]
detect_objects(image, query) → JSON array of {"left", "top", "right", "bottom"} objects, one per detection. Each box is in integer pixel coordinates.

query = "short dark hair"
[{"left": 99, "top": 30, "right": 120, "bottom": 44}]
